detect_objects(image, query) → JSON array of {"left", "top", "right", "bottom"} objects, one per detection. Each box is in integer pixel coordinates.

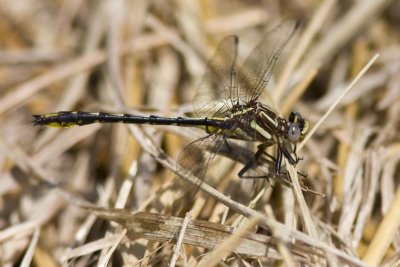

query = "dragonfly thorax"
[{"left": 243, "top": 102, "right": 309, "bottom": 145}]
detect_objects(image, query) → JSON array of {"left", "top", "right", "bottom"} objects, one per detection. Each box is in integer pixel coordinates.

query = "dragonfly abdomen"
[{"left": 32, "top": 111, "right": 228, "bottom": 129}]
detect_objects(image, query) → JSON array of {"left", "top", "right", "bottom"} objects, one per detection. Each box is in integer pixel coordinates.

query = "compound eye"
[{"left": 288, "top": 123, "right": 301, "bottom": 142}]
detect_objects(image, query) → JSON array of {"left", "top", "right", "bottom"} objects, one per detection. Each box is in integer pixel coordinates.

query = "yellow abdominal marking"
[
  {"left": 202, "top": 125, "right": 222, "bottom": 134},
  {"left": 48, "top": 122, "right": 77, "bottom": 128}
]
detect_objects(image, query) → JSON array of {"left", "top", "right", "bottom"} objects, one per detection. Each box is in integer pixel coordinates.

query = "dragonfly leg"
[
  {"left": 275, "top": 147, "right": 283, "bottom": 172},
  {"left": 262, "top": 150, "right": 307, "bottom": 177},
  {"left": 277, "top": 144, "right": 308, "bottom": 178},
  {"left": 238, "top": 143, "right": 308, "bottom": 179},
  {"left": 279, "top": 144, "right": 297, "bottom": 165},
  {"left": 238, "top": 144, "right": 269, "bottom": 180},
  {"left": 293, "top": 144, "right": 303, "bottom": 164}
]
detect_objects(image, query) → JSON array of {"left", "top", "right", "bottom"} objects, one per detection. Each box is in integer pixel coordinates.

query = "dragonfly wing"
[
  {"left": 193, "top": 36, "right": 239, "bottom": 118},
  {"left": 237, "top": 20, "right": 298, "bottom": 103},
  {"left": 175, "top": 134, "right": 224, "bottom": 201}
]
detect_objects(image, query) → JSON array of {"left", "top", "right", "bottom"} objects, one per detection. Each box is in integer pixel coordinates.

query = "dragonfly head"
[{"left": 287, "top": 112, "right": 309, "bottom": 142}]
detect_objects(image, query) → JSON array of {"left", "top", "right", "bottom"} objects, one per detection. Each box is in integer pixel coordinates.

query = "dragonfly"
[{"left": 33, "top": 21, "right": 309, "bottom": 194}]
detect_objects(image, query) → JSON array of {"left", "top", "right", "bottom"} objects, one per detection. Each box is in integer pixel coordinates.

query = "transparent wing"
[
  {"left": 237, "top": 20, "right": 298, "bottom": 103},
  {"left": 193, "top": 36, "right": 239, "bottom": 118},
  {"left": 175, "top": 134, "right": 224, "bottom": 200}
]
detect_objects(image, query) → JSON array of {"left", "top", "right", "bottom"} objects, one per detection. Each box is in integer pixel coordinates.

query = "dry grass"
[{"left": 1, "top": 0, "right": 400, "bottom": 266}]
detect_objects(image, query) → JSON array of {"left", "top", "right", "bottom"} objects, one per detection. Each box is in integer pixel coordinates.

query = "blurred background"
[{"left": 0, "top": 0, "right": 399, "bottom": 266}]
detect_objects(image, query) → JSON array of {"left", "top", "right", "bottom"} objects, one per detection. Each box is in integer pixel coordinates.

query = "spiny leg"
[
  {"left": 280, "top": 143, "right": 303, "bottom": 165},
  {"left": 292, "top": 144, "right": 303, "bottom": 163},
  {"left": 275, "top": 147, "right": 283, "bottom": 172},
  {"left": 238, "top": 141, "right": 290, "bottom": 182},
  {"left": 276, "top": 144, "right": 308, "bottom": 178},
  {"left": 238, "top": 143, "right": 269, "bottom": 179},
  {"left": 238, "top": 142, "right": 308, "bottom": 179},
  {"left": 279, "top": 143, "right": 298, "bottom": 166}
]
